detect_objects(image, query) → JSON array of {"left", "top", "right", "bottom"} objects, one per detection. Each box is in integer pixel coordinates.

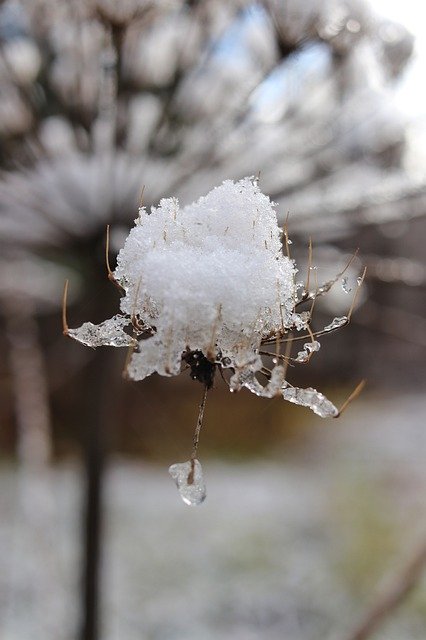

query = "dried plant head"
[{"left": 63, "top": 177, "right": 366, "bottom": 503}]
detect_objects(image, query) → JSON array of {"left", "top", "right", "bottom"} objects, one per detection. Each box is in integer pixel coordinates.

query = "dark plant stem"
[
  {"left": 79, "top": 347, "right": 110, "bottom": 640},
  {"left": 77, "top": 263, "right": 120, "bottom": 640}
]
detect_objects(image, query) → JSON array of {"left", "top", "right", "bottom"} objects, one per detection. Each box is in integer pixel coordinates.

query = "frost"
[
  {"left": 168, "top": 459, "right": 206, "bottom": 506},
  {"left": 323, "top": 316, "right": 348, "bottom": 332},
  {"left": 67, "top": 315, "right": 135, "bottom": 348},
  {"left": 282, "top": 385, "right": 339, "bottom": 418}
]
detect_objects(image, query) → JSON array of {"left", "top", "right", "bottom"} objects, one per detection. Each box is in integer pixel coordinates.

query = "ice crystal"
[
  {"left": 323, "top": 316, "right": 348, "bottom": 332},
  {"left": 67, "top": 315, "right": 135, "bottom": 348},
  {"left": 168, "top": 459, "right": 206, "bottom": 506},
  {"left": 282, "top": 386, "right": 339, "bottom": 418},
  {"left": 295, "top": 340, "right": 321, "bottom": 363}
]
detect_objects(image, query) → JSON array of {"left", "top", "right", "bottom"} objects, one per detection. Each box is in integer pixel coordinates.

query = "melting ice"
[
  {"left": 323, "top": 316, "right": 348, "bottom": 332},
  {"left": 168, "top": 459, "right": 206, "bottom": 506}
]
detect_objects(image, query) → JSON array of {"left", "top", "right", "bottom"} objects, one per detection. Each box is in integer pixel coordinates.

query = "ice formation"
[
  {"left": 66, "top": 177, "right": 351, "bottom": 418},
  {"left": 168, "top": 459, "right": 206, "bottom": 506}
]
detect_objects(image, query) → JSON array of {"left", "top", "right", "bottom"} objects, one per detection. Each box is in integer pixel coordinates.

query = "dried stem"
[
  {"left": 305, "top": 237, "right": 313, "bottom": 292},
  {"left": 283, "top": 211, "right": 291, "bottom": 258},
  {"left": 336, "top": 379, "right": 366, "bottom": 417},
  {"left": 191, "top": 385, "right": 208, "bottom": 461},
  {"left": 282, "top": 334, "right": 293, "bottom": 380},
  {"left": 296, "top": 248, "right": 359, "bottom": 306},
  {"left": 345, "top": 539, "right": 426, "bottom": 640},
  {"left": 348, "top": 266, "right": 367, "bottom": 321},
  {"left": 138, "top": 184, "right": 146, "bottom": 208},
  {"left": 62, "top": 279, "right": 69, "bottom": 335},
  {"left": 105, "top": 224, "right": 113, "bottom": 278},
  {"left": 105, "top": 225, "right": 124, "bottom": 291}
]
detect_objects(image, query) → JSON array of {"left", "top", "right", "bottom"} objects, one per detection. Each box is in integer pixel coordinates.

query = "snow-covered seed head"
[{"left": 66, "top": 177, "right": 364, "bottom": 419}]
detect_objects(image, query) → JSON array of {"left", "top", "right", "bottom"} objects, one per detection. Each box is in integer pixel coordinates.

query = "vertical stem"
[
  {"left": 80, "top": 351, "right": 105, "bottom": 640},
  {"left": 191, "top": 385, "right": 208, "bottom": 461},
  {"left": 79, "top": 341, "right": 118, "bottom": 640}
]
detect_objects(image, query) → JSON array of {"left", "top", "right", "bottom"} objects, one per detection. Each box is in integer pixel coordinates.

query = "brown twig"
[{"left": 345, "top": 539, "right": 426, "bottom": 640}]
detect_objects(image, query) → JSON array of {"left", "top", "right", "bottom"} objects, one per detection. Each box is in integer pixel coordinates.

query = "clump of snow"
[
  {"left": 67, "top": 177, "right": 349, "bottom": 418},
  {"left": 116, "top": 177, "right": 296, "bottom": 381}
]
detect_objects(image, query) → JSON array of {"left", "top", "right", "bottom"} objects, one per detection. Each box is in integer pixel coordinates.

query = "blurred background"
[{"left": 0, "top": 0, "right": 426, "bottom": 639}]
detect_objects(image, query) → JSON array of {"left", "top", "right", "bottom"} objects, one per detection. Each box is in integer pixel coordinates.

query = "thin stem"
[
  {"left": 105, "top": 225, "right": 125, "bottom": 291},
  {"left": 305, "top": 237, "right": 313, "bottom": 292},
  {"left": 191, "top": 385, "right": 208, "bottom": 461},
  {"left": 283, "top": 211, "right": 291, "bottom": 258},
  {"left": 347, "top": 266, "right": 367, "bottom": 322},
  {"left": 105, "top": 225, "right": 113, "bottom": 278},
  {"left": 296, "top": 248, "right": 359, "bottom": 307},
  {"left": 62, "top": 280, "right": 69, "bottom": 335},
  {"left": 336, "top": 379, "right": 366, "bottom": 417},
  {"left": 282, "top": 334, "right": 293, "bottom": 380},
  {"left": 345, "top": 539, "right": 426, "bottom": 640}
]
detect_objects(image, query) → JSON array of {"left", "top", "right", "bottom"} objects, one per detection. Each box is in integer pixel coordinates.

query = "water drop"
[
  {"left": 295, "top": 350, "right": 309, "bottom": 363},
  {"left": 305, "top": 340, "right": 320, "bottom": 353},
  {"left": 168, "top": 459, "right": 206, "bottom": 506},
  {"left": 357, "top": 276, "right": 363, "bottom": 286},
  {"left": 341, "top": 277, "right": 352, "bottom": 294}
]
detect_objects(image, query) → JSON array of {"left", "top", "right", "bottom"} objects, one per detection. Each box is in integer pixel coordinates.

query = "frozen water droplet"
[
  {"left": 323, "top": 316, "right": 348, "bottom": 331},
  {"left": 305, "top": 340, "right": 320, "bottom": 353},
  {"left": 272, "top": 357, "right": 278, "bottom": 364},
  {"left": 341, "top": 277, "right": 352, "bottom": 294},
  {"left": 295, "top": 341, "right": 320, "bottom": 362},
  {"left": 168, "top": 459, "right": 206, "bottom": 506},
  {"left": 282, "top": 385, "right": 338, "bottom": 418},
  {"left": 357, "top": 276, "right": 363, "bottom": 286},
  {"left": 295, "top": 350, "right": 309, "bottom": 363},
  {"left": 309, "top": 265, "right": 317, "bottom": 270},
  {"left": 287, "top": 239, "right": 292, "bottom": 245},
  {"left": 67, "top": 315, "right": 135, "bottom": 348}
]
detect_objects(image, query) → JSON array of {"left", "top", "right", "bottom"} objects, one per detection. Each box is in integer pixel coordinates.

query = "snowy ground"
[{"left": 1, "top": 392, "right": 426, "bottom": 640}]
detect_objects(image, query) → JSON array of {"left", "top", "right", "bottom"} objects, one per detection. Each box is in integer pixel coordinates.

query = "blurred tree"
[
  {"left": 0, "top": 1, "right": 424, "bottom": 638},
  {"left": 0, "top": 0, "right": 423, "bottom": 367}
]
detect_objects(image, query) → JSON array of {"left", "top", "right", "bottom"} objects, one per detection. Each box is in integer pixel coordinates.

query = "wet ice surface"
[
  {"left": 282, "top": 385, "right": 338, "bottom": 417},
  {"left": 168, "top": 459, "right": 206, "bottom": 506},
  {"left": 67, "top": 315, "right": 134, "bottom": 348},
  {"left": 2, "top": 393, "right": 426, "bottom": 640},
  {"left": 323, "top": 315, "right": 348, "bottom": 332}
]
